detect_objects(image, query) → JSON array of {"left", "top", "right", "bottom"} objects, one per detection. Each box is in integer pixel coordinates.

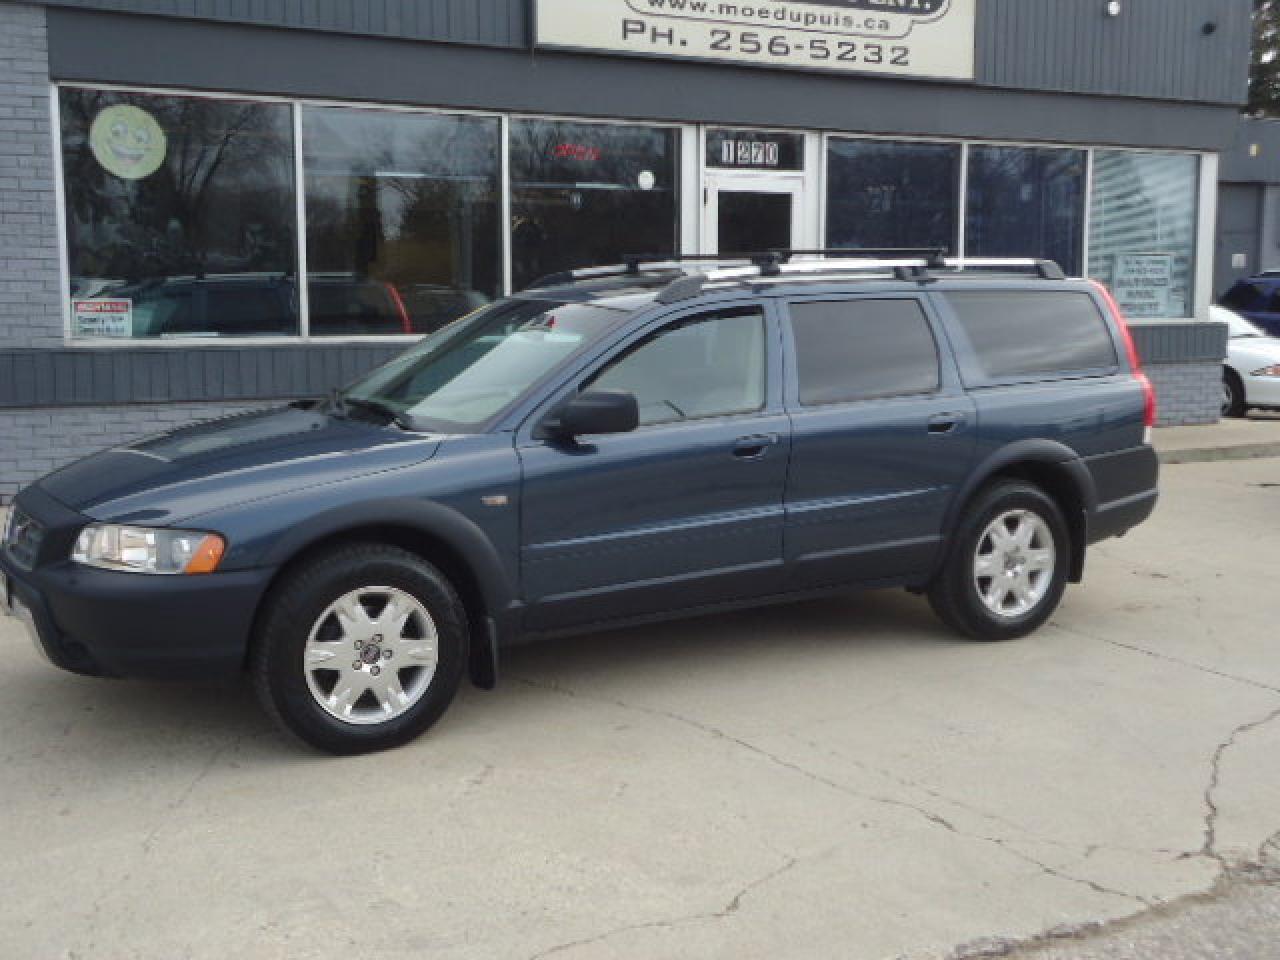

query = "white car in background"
[{"left": 1213, "top": 304, "right": 1280, "bottom": 418}]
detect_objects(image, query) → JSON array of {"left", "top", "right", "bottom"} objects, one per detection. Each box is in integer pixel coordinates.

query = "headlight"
[
  {"left": 1251, "top": 364, "right": 1280, "bottom": 378},
  {"left": 72, "top": 525, "right": 226, "bottom": 575}
]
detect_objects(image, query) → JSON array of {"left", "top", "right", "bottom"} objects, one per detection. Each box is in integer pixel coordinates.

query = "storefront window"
[
  {"left": 966, "top": 146, "right": 1085, "bottom": 276},
  {"left": 510, "top": 120, "right": 679, "bottom": 291},
  {"left": 302, "top": 107, "right": 501, "bottom": 336},
  {"left": 1088, "top": 152, "right": 1200, "bottom": 319},
  {"left": 826, "top": 139, "right": 960, "bottom": 254},
  {"left": 60, "top": 88, "right": 297, "bottom": 339}
]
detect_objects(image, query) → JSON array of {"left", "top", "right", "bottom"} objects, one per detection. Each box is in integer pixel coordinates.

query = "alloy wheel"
[
  {"left": 972, "top": 510, "right": 1057, "bottom": 619},
  {"left": 302, "top": 586, "right": 439, "bottom": 725}
]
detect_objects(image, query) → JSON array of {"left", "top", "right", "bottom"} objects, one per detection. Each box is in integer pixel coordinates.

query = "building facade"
[
  {"left": 1216, "top": 116, "right": 1280, "bottom": 296},
  {"left": 0, "top": 0, "right": 1253, "bottom": 500}
]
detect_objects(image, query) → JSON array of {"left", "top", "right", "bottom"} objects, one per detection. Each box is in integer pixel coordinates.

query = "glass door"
[{"left": 704, "top": 175, "right": 805, "bottom": 256}]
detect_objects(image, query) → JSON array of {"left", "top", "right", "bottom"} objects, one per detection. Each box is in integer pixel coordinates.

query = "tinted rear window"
[
  {"left": 941, "top": 291, "right": 1118, "bottom": 381},
  {"left": 789, "top": 298, "right": 940, "bottom": 406}
]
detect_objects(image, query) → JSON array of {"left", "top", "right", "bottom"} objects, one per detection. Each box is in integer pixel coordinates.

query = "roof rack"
[{"left": 526, "top": 249, "right": 1066, "bottom": 302}]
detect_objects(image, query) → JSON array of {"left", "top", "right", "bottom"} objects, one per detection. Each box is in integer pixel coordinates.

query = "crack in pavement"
[
  {"left": 525, "top": 855, "right": 799, "bottom": 960},
  {"left": 1049, "top": 622, "right": 1280, "bottom": 696},
  {"left": 1196, "top": 703, "right": 1280, "bottom": 867},
  {"left": 516, "top": 677, "right": 1148, "bottom": 909},
  {"left": 140, "top": 733, "right": 250, "bottom": 854},
  {"left": 946, "top": 701, "right": 1280, "bottom": 959},
  {"left": 795, "top": 737, "right": 1185, "bottom": 863}
]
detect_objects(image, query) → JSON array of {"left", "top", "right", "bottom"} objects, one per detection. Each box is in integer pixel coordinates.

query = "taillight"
[
  {"left": 385, "top": 283, "right": 412, "bottom": 334},
  {"left": 1092, "top": 280, "right": 1156, "bottom": 433}
]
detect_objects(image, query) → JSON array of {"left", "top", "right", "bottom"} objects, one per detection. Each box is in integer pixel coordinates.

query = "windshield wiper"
[{"left": 342, "top": 396, "right": 420, "bottom": 431}]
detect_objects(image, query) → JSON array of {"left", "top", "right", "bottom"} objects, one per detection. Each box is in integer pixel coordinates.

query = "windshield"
[{"left": 343, "top": 298, "right": 627, "bottom": 431}]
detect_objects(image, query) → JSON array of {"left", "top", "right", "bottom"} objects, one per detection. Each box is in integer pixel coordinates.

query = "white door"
[{"left": 703, "top": 175, "right": 806, "bottom": 256}]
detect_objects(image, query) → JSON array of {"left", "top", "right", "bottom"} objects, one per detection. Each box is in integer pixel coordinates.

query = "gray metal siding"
[
  {"left": 46, "top": 9, "right": 1243, "bottom": 153},
  {"left": 1214, "top": 183, "right": 1263, "bottom": 297},
  {"left": 976, "top": 0, "right": 1249, "bottom": 106},
  {"left": 1129, "top": 323, "right": 1229, "bottom": 366},
  {"left": 0, "top": 346, "right": 402, "bottom": 409},
  {"left": 32, "top": 0, "right": 1252, "bottom": 105},
  {"left": 36, "top": 0, "right": 528, "bottom": 48},
  {"left": 1222, "top": 117, "right": 1280, "bottom": 185}
]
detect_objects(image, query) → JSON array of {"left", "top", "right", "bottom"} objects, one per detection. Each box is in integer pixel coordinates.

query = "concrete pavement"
[
  {"left": 2, "top": 457, "right": 1280, "bottom": 959},
  {"left": 1155, "top": 415, "right": 1280, "bottom": 464}
]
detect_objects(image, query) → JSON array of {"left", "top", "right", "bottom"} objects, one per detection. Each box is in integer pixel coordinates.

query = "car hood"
[
  {"left": 1228, "top": 336, "right": 1280, "bottom": 371},
  {"left": 37, "top": 406, "right": 443, "bottom": 525}
]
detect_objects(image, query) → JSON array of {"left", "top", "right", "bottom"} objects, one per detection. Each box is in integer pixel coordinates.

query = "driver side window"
[{"left": 589, "top": 307, "right": 767, "bottom": 426}]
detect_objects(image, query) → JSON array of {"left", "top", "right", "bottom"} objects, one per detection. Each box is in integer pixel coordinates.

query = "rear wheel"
[
  {"left": 252, "top": 544, "right": 467, "bottom": 754},
  {"left": 1222, "top": 368, "right": 1247, "bottom": 419},
  {"left": 928, "top": 482, "right": 1069, "bottom": 642}
]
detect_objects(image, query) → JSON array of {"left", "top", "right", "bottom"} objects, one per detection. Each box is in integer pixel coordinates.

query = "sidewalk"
[{"left": 1155, "top": 415, "right": 1280, "bottom": 465}]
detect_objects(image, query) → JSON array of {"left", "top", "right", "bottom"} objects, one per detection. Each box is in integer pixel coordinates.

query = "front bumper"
[{"left": 1, "top": 492, "right": 274, "bottom": 680}]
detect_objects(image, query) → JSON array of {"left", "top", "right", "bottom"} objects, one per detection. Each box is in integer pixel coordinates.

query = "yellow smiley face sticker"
[{"left": 89, "top": 105, "right": 167, "bottom": 180}]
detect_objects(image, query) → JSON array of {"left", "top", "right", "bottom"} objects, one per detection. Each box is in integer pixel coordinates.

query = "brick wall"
[
  {"left": 0, "top": 2, "right": 61, "bottom": 349},
  {"left": 0, "top": 3, "right": 269, "bottom": 502},
  {"left": 0, "top": 401, "right": 266, "bottom": 502},
  {"left": 1147, "top": 362, "right": 1223, "bottom": 427}
]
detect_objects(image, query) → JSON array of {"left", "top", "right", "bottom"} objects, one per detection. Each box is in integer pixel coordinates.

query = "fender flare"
[
  {"left": 938, "top": 439, "right": 1097, "bottom": 581},
  {"left": 259, "top": 498, "right": 517, "bottom": 686}
]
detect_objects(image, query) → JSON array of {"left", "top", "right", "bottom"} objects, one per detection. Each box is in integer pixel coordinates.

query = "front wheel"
[
  {"left": 928, "top": 482, "right": 1069, "bottom": 642},
  {"left": 252, "top": 544, "right": 467, "bottom": 754}
]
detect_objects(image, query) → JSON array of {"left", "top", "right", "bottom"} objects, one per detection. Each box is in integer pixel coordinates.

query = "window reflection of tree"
[
  {"left": 509, "top": 119, "right": 679, "bottom": 290},
  {"left": 826, "top": 141, "right": 959, "bottom": 253},
  {"left": 61, "top": 89, "right": 295, "bottom": 285},
  {"left": 301, "top": 108, "right": 501, "bottom": 332},
  {"left": 966, "top": 147, "right": 1084, "bottom": 275}
]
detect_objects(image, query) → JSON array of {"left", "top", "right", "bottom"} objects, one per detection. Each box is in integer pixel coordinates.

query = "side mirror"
[{"left": 549, "top": 389, "right": 639, "bottom": 439}]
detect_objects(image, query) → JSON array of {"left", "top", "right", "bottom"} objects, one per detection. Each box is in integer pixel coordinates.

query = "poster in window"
[
  {"left": 1112, "top": 254, "right": 1174, "bottom": 319},
  {"left": 536, "top": 0, "right": 975, "bottom": 80},
  {"left": 89, "top": 105, "right": 167, "bottom": 181},
  {"left": 73, "top": 299, "right": 133, "bottom": 338}
]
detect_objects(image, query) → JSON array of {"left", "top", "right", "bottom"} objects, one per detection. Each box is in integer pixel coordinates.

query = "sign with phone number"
[{"left": 535, "top": 0, "right": 975, "bottom": 80}]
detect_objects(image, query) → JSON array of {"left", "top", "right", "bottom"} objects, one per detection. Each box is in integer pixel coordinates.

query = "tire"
[
  {"left": 251, "top": 543, "right": 467, "bottom": 755},
  {"left": 927, "top": 482, "right": 1070, "bottom": 642},
  {"left": 1222, "top": 368, "right": 1247, "bottom": 419}
]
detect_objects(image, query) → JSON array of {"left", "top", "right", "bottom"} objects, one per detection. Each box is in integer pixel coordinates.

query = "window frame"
[
  {"left": 48, "top": 80, "right": 1216, "bottom": 348},
  {"left": 513, "top": 295, "right": 784, "bottom": 442},
  {"left": 820, "top": 131, "right": 1213, "bottom": 321},
  {"left": 51, "top": 82, "right": 689, "bottom": 348},
  {"left": 780, "top": 291, "right": 949, "bottom": 411},
  {"left": 585, "top": 305, "right": 771, "bottom": 429}
]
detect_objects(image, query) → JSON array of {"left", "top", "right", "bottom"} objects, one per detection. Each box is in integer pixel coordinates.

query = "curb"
[{"left": 1159, "top": 442, "right": 1280, "bottom": 465}]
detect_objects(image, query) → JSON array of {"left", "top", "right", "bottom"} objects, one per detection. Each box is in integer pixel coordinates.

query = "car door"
[
  {"left": 780, "top": 293, "right": 977, "bottom": 590},
  {"left": 517, "top": 299, "right": 791, "bottom": 631}
]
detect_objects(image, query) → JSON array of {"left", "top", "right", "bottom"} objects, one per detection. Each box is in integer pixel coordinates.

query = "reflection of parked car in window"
[
  {"left": 82, "top": 272, "right": 420, "bottom": 338},
  {"left": 308, "top": 272, "right": 411, "bottom": 336},
  {"left": 1219, "top": 273, "right": 1280, "bottom": 337},
  {"left": 69, "top": 277, "right": 125, "bottom": 300},
  {"left": 401, "top": 285, "right": 490, "bottom": 334},
  {"left": 1213, "top": 304, "right": 1280, "bottom": 418},
  {"left": 4, "top": 252, "right": 1159, "bottom": 755},
  {"left": 109, "top": 273, "right": 297, "bottom": 338}
]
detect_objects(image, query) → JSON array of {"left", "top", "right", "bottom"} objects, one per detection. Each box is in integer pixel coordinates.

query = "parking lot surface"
[{"left": 3, "top": 457, "right": 1279, "bottom": 960}]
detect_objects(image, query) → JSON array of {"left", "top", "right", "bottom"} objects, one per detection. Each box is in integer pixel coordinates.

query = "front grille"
[{"left": 5, "top": 506, "right": 44, "bottom": 570}]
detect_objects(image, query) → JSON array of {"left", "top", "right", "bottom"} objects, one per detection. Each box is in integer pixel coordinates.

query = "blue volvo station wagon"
[{"left": 1, "top": 252, "right": 1159, "bottom": 754}]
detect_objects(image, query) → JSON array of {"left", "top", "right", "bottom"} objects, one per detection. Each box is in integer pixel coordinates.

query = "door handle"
[
  {"left": 733, "top": 434, "right": 779, "bottom": 459},
  {"left": 927, "top": 413, "right": 967, "bottom": 435}
]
